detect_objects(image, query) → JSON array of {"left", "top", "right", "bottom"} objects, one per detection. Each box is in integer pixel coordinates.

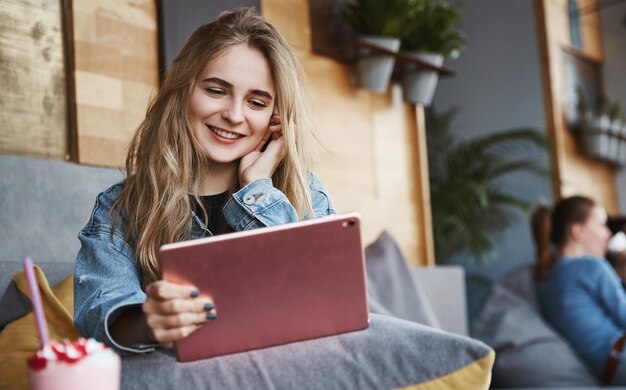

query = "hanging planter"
[
  {"left": 341, "top": 0, "right": 413, "bottom": 94},
  {"left": 618, "top": 123, "right": 626, "bottom": 165},
  {"left": 355, "top": 36, "right": 401, "bottom": 93},
  {"left": 397, "top": 0, "right": 463, "bottom": 105},
  {"left": 572, "top": 87, "right": 626, "bottom": 165},
  {"left": 581, "top": 115, "right": 611, "bottom": 159},
  {"left": 401, "top": 52, "right": 443, "bottom": 106},
  {"left": 608, "top": 119, "right": 623, "bottom": 163}
]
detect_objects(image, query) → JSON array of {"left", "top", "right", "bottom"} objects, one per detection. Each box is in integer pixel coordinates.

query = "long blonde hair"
[{"left": 113, "top": 8, "right": 317, "bottom": 286}]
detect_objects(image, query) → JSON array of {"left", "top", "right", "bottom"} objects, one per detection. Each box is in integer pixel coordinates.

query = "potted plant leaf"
[
  {"left": 574, "top": 86, "right": 601, "bottom": 157},
  {"left": 574, "top": 87, "right": 626, "bottom": 165},
  {"left": 342, "top": 0, "right": 410, "bottom": 93},
  {"left": 576, "top": 87, "right": 611, "bottom": 161},
  {"left": 618, "top": 112, "right": 626, "bottom": 165},
  {"left": 399, "top": 0, "right": 463, "bottom": 105},
  {"left": 426, "top": 107, "right": 551, "bottom": 264},
  {"left": 608, "top": 100, "right": 624, "bottom": 163}
]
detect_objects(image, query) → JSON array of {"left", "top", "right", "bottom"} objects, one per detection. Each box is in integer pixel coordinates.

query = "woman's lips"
[{"left": 208, "top": 125, "right": 242, "bottom": 144}]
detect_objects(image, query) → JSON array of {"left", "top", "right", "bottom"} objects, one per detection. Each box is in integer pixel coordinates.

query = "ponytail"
[{"left": 531, "top": 203, "right": 553, "bottom": 280}]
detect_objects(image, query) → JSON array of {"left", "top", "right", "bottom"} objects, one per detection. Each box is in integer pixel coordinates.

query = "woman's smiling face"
[{"left": 188, "top": 44, "right": 275, "bottom": 165}]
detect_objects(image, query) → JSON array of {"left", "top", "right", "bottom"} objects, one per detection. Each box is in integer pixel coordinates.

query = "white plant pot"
[
  {"left": 618, "top": 123, "right": 626, "bottom": 165},
  {"left": 355, "top": 36, "right": 400, "bottom": 93},
  {"left": 401, "top": 52, "right": 444, "bottom": 106},
  {"left": 582, "top": 115, "right": 611, "bottom": 160},
  {"left": 609, "top": 121, "right": 622, "bottom": 163}
]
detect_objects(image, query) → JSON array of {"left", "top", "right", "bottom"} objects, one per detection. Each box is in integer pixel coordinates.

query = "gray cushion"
[
  {"left": 499, "top": 264, "right": 539, "bottom": 311},
  {"left": 0, "top": 281, "right": 31, "bottom": 331},
  {"left": 365, "top": 231, "right": 440, "bottom": 328},
  {"left": 471, "top": 284, "right": 599, "bottom": 387},
  {"left": 122, "top": 314, "right": 491, "bottom": 390},
  {"left": 0, "top": 257, "right": 493, "bottom": 388},
  {"left": 0, "top": 154, "right": 122, "bottom": 266}
]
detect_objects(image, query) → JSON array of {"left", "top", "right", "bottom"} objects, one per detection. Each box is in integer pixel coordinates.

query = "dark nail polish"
[
  {"left": 203, "top": 303, "right": 214, "bottom": 311},
  {"left": 206, "top": 312, "right": 217, "bottom": 320},
  {"left": 190, "top": 290, "right": 199, "bottom": 298}
]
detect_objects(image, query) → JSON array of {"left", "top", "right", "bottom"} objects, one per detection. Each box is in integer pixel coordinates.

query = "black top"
[{"left": 194, "top": 192, "right": 229, "bottom": 235}]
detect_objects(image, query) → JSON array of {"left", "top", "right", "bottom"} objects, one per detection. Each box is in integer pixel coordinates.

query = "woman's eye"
[
  {"left": 206, "top": 88, "right": 225, "bottom": 96},
  {"left": 249, "top": 99, "right": 268, "bottom": 109}
]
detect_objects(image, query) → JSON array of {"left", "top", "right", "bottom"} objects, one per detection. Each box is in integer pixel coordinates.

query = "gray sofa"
[
  {"left": 467, "top": 264, "right": 626, "bottom": 389},
  {"left": 0, "top": 154, "right": 493, "bottom": 389}
]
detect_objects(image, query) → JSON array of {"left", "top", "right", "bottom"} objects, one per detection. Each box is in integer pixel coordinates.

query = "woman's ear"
[{"left": 569, "top": 223, "right": 584, "bottom": 242}]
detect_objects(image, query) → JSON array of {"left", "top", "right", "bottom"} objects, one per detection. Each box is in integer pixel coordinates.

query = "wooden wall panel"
[
  {"left": 0, "top": 0, "right": 67, "bottom": 160},
  {"left": 536, "top": 0, "right": 618, "bottom": 213},
  {"left": 262, "top": 0, "right": 433, "bottom": 265},
  {"left": 72, "top": 0, "right": 158, "bottom": 167}
]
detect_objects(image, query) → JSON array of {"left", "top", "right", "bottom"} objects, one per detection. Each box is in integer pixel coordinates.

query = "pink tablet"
[{"left": 158, "top": 212, "right": 369, "bottom": 362}]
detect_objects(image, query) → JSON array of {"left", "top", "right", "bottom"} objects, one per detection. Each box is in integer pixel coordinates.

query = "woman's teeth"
[{"left": 210, "top": 126, "right": 240, "bottom": 140}]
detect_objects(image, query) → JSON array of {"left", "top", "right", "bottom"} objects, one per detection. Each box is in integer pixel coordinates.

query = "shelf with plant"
[
  {"left": 573, "top": 86, "right": 626, "bottom": 165},
  {"left": 341, "top": 0, "right": 414, "bottom": 93},
  {"left": 398, "top": 0, "right": 464, "bottom": 105},
  {"left": 341, "top": 0, "right": 462, "bottom": 95}
]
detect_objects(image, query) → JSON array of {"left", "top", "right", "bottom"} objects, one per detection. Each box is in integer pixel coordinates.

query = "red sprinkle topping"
[
  {"left": 27, "top": 338, "right": 107, "bottom": 371},
  {"left": 27, "top": 355, "right": 47, "bottom": 371}
]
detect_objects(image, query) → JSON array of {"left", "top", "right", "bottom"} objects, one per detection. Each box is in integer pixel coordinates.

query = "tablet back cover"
[{"left": 158, "top": 212, "right": 369, "bottom": 362}]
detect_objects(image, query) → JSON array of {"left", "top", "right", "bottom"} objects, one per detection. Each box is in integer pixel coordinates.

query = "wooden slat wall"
[
  {"left": 261, "top": 0, "right": 433, "bottom": 265},
  {"left": 4, "top": 0, "right": 432, "bottom": 265},
  {"left": 535, "top": 0, "right": 618, "bottom": 213},
  {"left": 72, "top": 0, "right": 158, "bottom": 167},
  {"left": 0, "top": 0, "right": 67, "bottom": 160}
]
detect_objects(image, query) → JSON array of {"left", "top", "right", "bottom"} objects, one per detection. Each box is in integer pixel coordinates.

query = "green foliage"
[
  {"left": 342, "top": 0, "right": 464, "bottom": 58},
  {"left": 608, "top": 99, "right": 624, "bottom": 122},
  {"left": 427, "top": 108, "right": 551, "bottom": 264},
  {"left": 342, "top": 0, "right": 416, "bottom": 37},
  {"left": 401, "top": 0, "right": 464, "bottom": 58},
  {"left": 575, "top": 85, "right": 624, "bottom": 122},
  {"left": 575, "top": 85, "right": 590, "bottom": 119}
]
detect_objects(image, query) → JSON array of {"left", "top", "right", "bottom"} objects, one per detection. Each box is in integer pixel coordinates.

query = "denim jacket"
[{"left": 74, "top": 174, "right": 335, "bottom": 354}]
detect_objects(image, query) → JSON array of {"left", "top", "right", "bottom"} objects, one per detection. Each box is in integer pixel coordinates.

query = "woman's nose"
[{"left": 221, "top": 99, "right": 244, "bottom": 124}]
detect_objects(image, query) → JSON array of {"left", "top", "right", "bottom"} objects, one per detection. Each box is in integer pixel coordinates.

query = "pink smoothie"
[{"left": 28, "top": 338, "right": 120, "bottom": 390}]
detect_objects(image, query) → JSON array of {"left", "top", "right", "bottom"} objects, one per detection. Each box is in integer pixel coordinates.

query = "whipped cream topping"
[
  {"left": 609, "top": 232, "right": 626, "bottom": 253},
  {"left": 28, "top": 338, "right": 108, "bottom": 371}
]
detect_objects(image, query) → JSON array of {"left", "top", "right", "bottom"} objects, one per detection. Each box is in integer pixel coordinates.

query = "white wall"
[
  {"left": 431, "top": 0, "right": 552, "bottom": 279},
  {"left": 600, "top": 3, "right": 626, "bottom": 213}
]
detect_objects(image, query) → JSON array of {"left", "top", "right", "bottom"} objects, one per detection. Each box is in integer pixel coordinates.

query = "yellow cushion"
[
  {"left": 0, "top": 266, "right": 78, "bottom": 389},
  {"left": 399, "top": 350, "right": 495, "bottom": 390}
]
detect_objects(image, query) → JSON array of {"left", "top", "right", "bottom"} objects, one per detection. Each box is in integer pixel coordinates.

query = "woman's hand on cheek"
[
  {"left": 142, "top": 280, "right": 216, "bottom": 348},
  {"left": 238, "top": 114, "right": 286, "bottom": 188}
]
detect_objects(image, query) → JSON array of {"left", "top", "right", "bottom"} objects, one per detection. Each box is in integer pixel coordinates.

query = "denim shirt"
[{"left": 74, "top": 174, "right": 335, "bottom": 354}]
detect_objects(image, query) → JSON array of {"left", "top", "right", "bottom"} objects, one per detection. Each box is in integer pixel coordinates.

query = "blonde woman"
[{"left": 74, "top": 8, "right": 335, "bottom": 353}]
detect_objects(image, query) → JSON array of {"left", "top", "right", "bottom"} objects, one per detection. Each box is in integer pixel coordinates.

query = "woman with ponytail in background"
[{"left": 531, "top": 196, "right": 626, "bottom": 385}]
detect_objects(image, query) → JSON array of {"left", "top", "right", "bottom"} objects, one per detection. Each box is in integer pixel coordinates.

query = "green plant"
[
  {"left": 342, "top": 0, "right": 415, "bottom": 37},
  {"left": 574, "top": 86, "right": 624, "bottom": 126},
  {"left": 401, "top": 0, "right": 464, "bottom": 58},
  {"left": 598, "top": 95, "right": 611, "bottom": 118},
  {"left": 426, "top": 107, "right": 551, "bottom": 264},
  {"left": 608, "top": 99, "right": 624, "bottom": 123},
  {"left": 575, "top": 85, "right": 591, "bottom": 121}
]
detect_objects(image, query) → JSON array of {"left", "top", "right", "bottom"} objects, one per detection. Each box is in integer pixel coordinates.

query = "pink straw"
[{"left": 23, "top": 257, "right": 49, "bottom": 347}]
